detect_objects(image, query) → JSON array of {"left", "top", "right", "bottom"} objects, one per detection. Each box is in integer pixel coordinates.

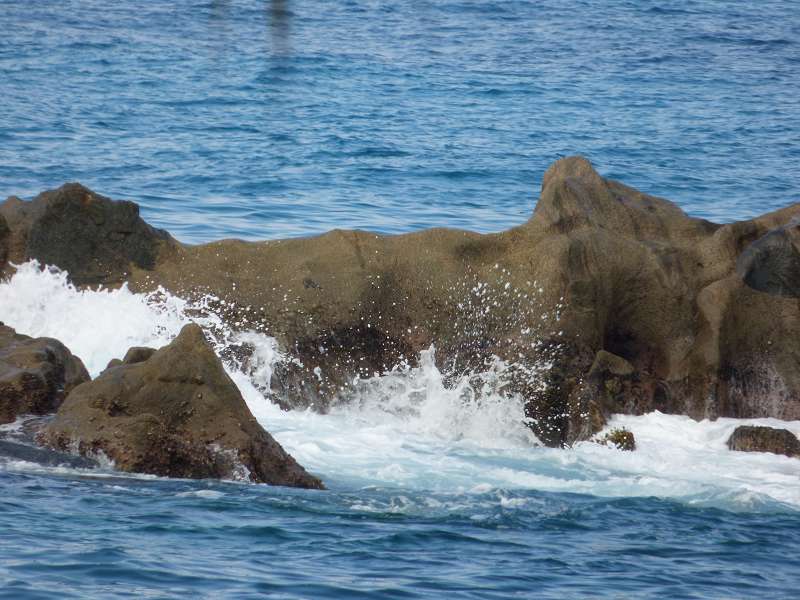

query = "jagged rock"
[
  {"left": 39, "top": 324, "right": 323, "bottom": 488},
  {"left": 727, "top": 425, "right": 800, "bottom": 458},
  {"left": 0, "top": 183, "right": 176, "bottom": 285},
  {"left": 0, "top": 323, "right": 90, "bottom": 424},
  {"left": 7, "top": 158, "right": 800, "bottom": 447}
]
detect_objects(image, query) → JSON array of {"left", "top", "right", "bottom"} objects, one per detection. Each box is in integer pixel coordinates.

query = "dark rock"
[
  {"left": 0, "top": 183, "right": 176, "bottom": 285},
  {"left": 726, "top": 425, "right": 800, "bottom": 458},
  {"left": 39, "top": 324, "right": 323, "bottom": 489},
  {"left": 0, "top": 323, "right": 90, "bottom": 425},
  {"left": 0, "top": 213, "right": 9, "bottom": 272},
  {"left": 597, "top": 428, "right": 636, "bottom": 451},
  {"left": 736, "top": 220, "right": 800, "bottom": 298}
]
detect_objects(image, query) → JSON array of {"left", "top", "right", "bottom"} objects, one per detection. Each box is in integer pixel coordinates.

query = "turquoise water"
[{"left": 2, "top": 1, "right": 800, "bottom": 598}]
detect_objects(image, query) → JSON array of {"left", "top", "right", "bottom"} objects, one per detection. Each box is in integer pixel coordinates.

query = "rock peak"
[{"left": 541, "top": 155, "right": 600, "bottom": 191}]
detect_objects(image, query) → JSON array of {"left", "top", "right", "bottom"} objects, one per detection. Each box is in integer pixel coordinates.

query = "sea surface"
[
  {"left": 2, "top": 0, "right": 800, "bottom": 241},
  {"left": 2, "top": 1, "right": 800, "bottom": 599}
]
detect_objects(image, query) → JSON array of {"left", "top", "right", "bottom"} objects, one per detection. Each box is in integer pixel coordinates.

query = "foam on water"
[
  {"left": 1, "top": 261, "right": 799, "bottom": 512},
  {"left": 0, "top": 261, "right": 194, "bottom": 375}
]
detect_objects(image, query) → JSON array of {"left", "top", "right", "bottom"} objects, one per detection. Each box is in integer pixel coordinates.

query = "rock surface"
[
  {"left": 40, "top": 324, "right": 323, "bottom": 489},
  {"left": 597, "top": 428, "right": 636, "bottom": 451},
  {"left": 6, "top": 158, "right": 800, "bottom": 447},
  {"left": 0, "top": 323, "right": 90, "bottom": 425},
  {"left": 0, "top": 323, "right": 89, "bottom": 424},
  {"left": 727, "top": 425, "right": 800, "bottom": 458},
  {"left": 0, "top": 183, "right": 176, "bottom": 285}
]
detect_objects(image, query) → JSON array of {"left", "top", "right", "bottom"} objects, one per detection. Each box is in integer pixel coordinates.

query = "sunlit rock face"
[{"left": 4, "top": 157, "right": 800, "bottom": 447}]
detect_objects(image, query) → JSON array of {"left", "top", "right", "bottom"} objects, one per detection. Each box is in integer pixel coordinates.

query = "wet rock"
[
  {"left": 0, "top": 213, "right": 9, "bottom": 272},
  {"left": 0, "top": 323, "right": 90, "bottom": 425},
  {"left": 40, "top": 324, "right": 323, "bottom": 489},
  {"left": 7, "top": 158, "right": 800, "bottom": 447},
  {"left": 736, "top": 220, "right": 800, "bottom": 298},
  {"left": 597, "top": 428, "right": 636, "bottom": 451},
  {"left": 726, "top": 425, "right": 800, "bottom": 458},
  {"left": 0, "top": 439, "right": 98, "bottom": 469},
  {"left": 0, "top": 183, "right": 176, "bottom": 285}
]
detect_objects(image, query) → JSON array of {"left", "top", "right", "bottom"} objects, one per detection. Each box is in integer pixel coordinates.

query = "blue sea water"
[
  {"left": 2, "top": 1, "right": 800, "bottom": 599},
  {"left": 1, "top": 0, "right": 799, "bottom": 242}
]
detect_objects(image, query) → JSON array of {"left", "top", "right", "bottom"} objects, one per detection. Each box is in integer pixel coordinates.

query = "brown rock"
[
  {"left": 39, "top": 324, "right": 323, "bottom": 489},
  {"left": 0, "top": 323, "right": 90, "bottom": 424},
  {"left": 104, "top": 347, "right": 156, "bottom": 371},
  {"left": 7, "top": 158, "right": 800, "bottom": 447},
  {"left": 727, "top": 425, "right": 800, "bottom": 458},
  {"left": 0, "top": 213, "right": 9, "bottom": 272},
  {"left": 0, "top": 183, "right": 176, "bottom": 285}
]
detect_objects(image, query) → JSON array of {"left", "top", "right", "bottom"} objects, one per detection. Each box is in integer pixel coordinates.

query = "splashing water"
[{"left": 1, "top": 260, "right": 800, "bottom": 512}]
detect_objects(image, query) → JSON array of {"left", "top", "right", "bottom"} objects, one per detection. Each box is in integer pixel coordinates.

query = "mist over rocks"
[
  {"left": 0, "top": 323, "right": 90, "bottom": 425},
  {"left": 40, "top": 324, "right": 324, "bottom": 489},
  {"left": 4, "top": 157, "right": 800, "bottom": 447}
]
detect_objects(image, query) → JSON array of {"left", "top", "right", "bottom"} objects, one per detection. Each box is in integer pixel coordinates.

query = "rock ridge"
[{"left": 4, "top": 157, "right": 799, "bottom": 447}]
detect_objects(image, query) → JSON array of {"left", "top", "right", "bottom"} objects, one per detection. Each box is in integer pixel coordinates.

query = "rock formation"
[
  {"left": 39, "top": 324, "right": 324, "bottom": 489},
  {"left": 727, "top": 425, "right": 800, "bottom": 458},
  {"left": 4, "top": 157, "right": 800, "bottom": 447},
  {"left": 0, "top": 182, "right": 175, "bottom": 285},
  {"left": 0, "top": 323, "right": 90, "bottom": 424}
]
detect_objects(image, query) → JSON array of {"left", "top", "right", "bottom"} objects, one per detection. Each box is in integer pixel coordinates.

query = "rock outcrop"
[
  {"left": 0, "top": 183, "right": 176, "bottom": 285},
  {"left": 727, "top": 425, "right": 800, "bottom": 458},
  {"left": 6, "top": 158, "right": 800, "bottom": 447},
  {"left": 39, "top": 324, "right": 323, "bottom": 489},
  {"left": 0, "top": 323, "right": 90, "bottom": 424}
]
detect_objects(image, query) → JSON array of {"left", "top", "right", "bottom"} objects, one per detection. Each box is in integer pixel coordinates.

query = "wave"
[{"left": 1, "top": 261, "right": 799, "bottom": 512}]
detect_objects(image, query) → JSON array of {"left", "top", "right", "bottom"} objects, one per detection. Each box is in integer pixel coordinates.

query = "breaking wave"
[{"left": 1, "top": 260, "right": 799, "bottom": 512}]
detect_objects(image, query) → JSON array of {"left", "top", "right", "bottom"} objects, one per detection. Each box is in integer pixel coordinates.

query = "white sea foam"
[
  {"left": 2, "top": 260, "right": 799, "bottom": 511},
  {"left": 0, "top": 261, "right": 193, "bottom": 375}
]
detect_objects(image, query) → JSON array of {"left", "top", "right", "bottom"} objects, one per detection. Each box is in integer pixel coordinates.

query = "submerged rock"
[
  {"left": 40, "top": 324, "right": 324, "bottom": 489},
  {"left": 0, "top": 323, "right": 90, "bottom": 425},
  {"left": 6, "top": 158, "right": 800, "bottom": 447},
  {"left": 726, "top": 425, "right": 800, "bottom": 458}
]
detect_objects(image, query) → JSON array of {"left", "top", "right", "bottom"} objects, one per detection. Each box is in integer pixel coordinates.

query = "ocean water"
[
  {"left": 2, "top": 264, "right": 800, "bottom": 599},
  {"left": 1, "top": 0, "right": 799, "bottom": 242},
  {"left": 2, "top": 1, "right": 800, "bottom": 599}
]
